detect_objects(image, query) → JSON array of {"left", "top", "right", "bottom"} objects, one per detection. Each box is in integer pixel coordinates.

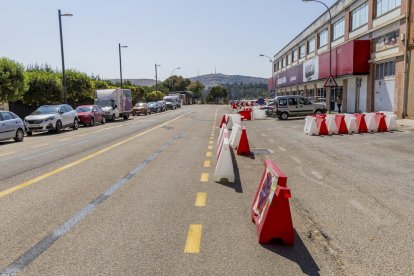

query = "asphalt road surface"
[{"left": 0, "top": 105, "right": 413, "bottom": 275}]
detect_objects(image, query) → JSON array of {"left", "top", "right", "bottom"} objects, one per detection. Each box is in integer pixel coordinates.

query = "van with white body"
[
  {"left": 163, "top": 95, "right": 179, "bottom": 109},
  {"left": 94, "top": 89, "right": 132, "bottom": 121}
]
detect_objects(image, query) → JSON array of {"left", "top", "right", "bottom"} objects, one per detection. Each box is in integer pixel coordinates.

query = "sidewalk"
[{"left": 397, "top": 119, "right": 414, "bottom": 128}]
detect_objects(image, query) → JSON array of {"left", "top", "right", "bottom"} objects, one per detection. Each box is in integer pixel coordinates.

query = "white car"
[{"left": 24, "top": 104, "right": 79, "bottom": 135}]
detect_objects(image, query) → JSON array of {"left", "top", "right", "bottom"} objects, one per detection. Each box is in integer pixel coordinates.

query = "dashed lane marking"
[
  {"left": 0, "top": 151, "right": 16, "bottom": 157},
  {"left": 311, "top": 170, "right": 324, "bottom": 180},
  {"left": 291, "top": 156, "right": 301, "bottom": 164},
  {"left": 206, "top": 152, "right": 212, "bottom": 157},
  {"left": 31, "top": 143, "right": 49, "bottom": 149},
  {"left": 203, "top": 160, "right": 211, "bottom": 168},
  {"left": 57, "top": 137, "right": 72, "bottom": 142},
  {"left": 278, "top": 146, "right": 287, "bottom": 152},
  {"left": 195, "top": 192, "right": 206, "bottom": 207},
  {"left": 268, "top": 138, "right": 275, "bottom": 143},
  {"left": 208, "top": 145, "right": 213, "bottom": 150},
  {"left": 200, "top": 173, "right": 209, "bottom": 182},
  {"left": 184, "top": 224, "right": 202, "bottom": 254}
]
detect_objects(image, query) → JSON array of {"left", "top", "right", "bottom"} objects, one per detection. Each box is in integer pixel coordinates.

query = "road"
[{"left": 0, "top": 105, "right": 413, "bottom": 275}]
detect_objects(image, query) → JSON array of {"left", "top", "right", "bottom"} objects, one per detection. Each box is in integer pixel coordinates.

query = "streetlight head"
[
  {"left": 121, "top": 45, "right": 128, "bottom": 48},
  {"left": 177, "top": 67, "right": 181, "bottom": 70},
  {"left": 61, "top": 13, "right": 73, "bottom": 16},
  {"left": 259, "top": 54, "right": 264, "bottom": 57}
]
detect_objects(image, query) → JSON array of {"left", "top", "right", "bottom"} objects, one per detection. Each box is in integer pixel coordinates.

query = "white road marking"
[
  {"left": 291, "top": 156, "right": 301, "bottom": 164},
  {"left": 278, "top": 146, "right": 287, "bottom": 152},
  {"left": 311, "top": 170, "right": 324, "bottom": 180},
  {"left": 70, "top": 140, "right": 89, "bottom": 146},
  {"left": 0, "top": 151, "right": 16, "bottom": 157},
  {"left": 22, "top": 150, "right": 57, "bottom": 161},
  {"left": 31, "top": 143, "right": 49, "bottom": 149},
  {"left": 261, "top": 133, "right": 267, "bottom": 137},
  {"left": 268, "top": 138, "right": 275, "bottom": 143}
]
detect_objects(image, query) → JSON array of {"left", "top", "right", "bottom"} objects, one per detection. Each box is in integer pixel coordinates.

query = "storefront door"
[{"left": 374, "top": 79, "right": 395, "bottom": 112}]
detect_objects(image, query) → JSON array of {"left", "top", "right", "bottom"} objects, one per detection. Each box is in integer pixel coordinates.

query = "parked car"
[
  {"left": 24, "top": 104, "right": 79, "bottom": 135},
  {"left": 147, "top": 102, "right": 161, "bottom": 113},
  {"left": 158, "top": 101, "right": 167, "bottom": 112},
  {"left": 163, "top": 95, "right": 179, "bottom": 109},
  {"left": 76, "top": 105, "right": 106, "bottom": 126},
  {"left": 94, "top": 89, "right": 132, "bottom": 121},
  {"left": 274, "top": 95, "right": 326, "bottom": 120},
  {"left": 0, "top": 111, "right": 25, "bottom": 142},
  {"left": 132, "top": 103, "right": 150, "bottom": 116}
]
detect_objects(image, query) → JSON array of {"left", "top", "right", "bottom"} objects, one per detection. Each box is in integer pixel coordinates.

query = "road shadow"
[
  {"left": 261, "top": 230, "right": 320, "bottom": 276},
  {"left": 215, "top": 149, "right": 243, "bottom": 193}
]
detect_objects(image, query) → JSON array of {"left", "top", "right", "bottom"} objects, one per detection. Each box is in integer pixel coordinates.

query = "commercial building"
[{"left": 269, "top": 0, "right": 413, "bottom": 118}]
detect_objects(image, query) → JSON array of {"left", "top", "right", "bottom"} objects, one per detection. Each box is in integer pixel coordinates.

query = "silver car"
[
  {"left": 274, "top": 95, "right": 327, "bottom": 120},
  {"left": 0, "top": 111, "right": 25, "bottom": 142}
]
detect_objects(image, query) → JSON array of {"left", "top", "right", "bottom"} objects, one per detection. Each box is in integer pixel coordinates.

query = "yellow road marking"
[
  {"left": 206, "top": 151, "right": 212, "bottom": 157},
  {"left": 208, "top": 145, "right": 213, "bottom": 150},
  {"left": 200, "top": 173, "right": 209, "bottom": 182},
  {"left": 184, "top": 224, "right": 202, "bottom": 253},
  {"left": 78, "top": 133, "right": 88, "bottom": 137},
  {"left": 195, "top": 192, "right": 206, "bottom": 207},
  {"left": 0, "top": 151, "right": 16, "bottom": 157},
  {"left": 0, "top": 112, "right": 192, "bottom": 198},
  {"left": 31, "top": 143, "right": 49, "bottom": 149},
  {"left": 203, "top": 160, "right": 210, "bottom": 168},
  {"left": 208, "top": 141, "right": 213, "bottom": 144}
]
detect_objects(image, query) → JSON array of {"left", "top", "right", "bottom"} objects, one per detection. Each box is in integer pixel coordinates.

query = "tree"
[
  {"left": 23, "top": 71, "right": 62, "bottom": 105},
  {"left": 0, "top": 57, "right": 27, "bottom": 102},
  {"left": 65, "top": 70, "right": 94, "bottom": 103},
  {"left": 146, "top": 91, "right": 164, "bottom": 101},
  {"left": 207, "top": 86, "right": 228, "bottom": 103},
  {"left": 163, "top": 75, "right": 191, "bottom": 92},
  {"left": 187, "top": 81, "right": 204, "bottom": 99}
]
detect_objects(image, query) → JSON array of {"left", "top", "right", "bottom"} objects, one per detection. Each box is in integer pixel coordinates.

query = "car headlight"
[{"left": 45, "top": 116, "right": 55, "bottom": 122}]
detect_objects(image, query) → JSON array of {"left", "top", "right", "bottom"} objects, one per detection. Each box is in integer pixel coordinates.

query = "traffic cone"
[
  {"left": 219, "top": 115, "right": 227, "bottom": 128},
  {"left": 237, "top": 127, "right": 250, "bottom": 156}
]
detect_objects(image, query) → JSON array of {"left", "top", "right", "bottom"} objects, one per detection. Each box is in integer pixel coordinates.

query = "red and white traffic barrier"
[
  {"left": 215, "top": 124, "right": 234, "bottom": 182},
  {"left": 251, "top": 159, "right": 294, "bottom": 245},
  {"left": 227, "top": 114, "right": 242, "bottom": 130}
]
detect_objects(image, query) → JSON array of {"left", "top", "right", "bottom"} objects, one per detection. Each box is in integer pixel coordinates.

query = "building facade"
[{"left": 269, "top": 0, "right": 413, "bottom": 118}]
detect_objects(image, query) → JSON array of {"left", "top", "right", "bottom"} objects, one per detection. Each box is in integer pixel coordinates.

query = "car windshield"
[
  {"left": 76, "top": 106, "right": 92, "bottom": 112},
  {"left": 94, "top": 99, "right": 112, "bottom": 107},
  {"left": 164, "top": 98, "right": 172, "bottom": 102},
  {"left": 32, "top": 106, "right": 60, "bottom": 115}
]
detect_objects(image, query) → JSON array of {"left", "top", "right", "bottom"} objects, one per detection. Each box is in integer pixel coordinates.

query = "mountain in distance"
[{"left": 108, "top": 74, "right": 268, "bottom": 88}]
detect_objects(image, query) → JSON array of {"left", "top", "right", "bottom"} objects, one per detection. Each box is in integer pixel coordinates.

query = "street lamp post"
[
  {"left": 170, "top": 67, "right": 181, "bottom": 92},
  {"left": 260, "top": 54, "right": 276, "bottom": 96},
  {"left": 303, "top": 0, "right": 333, "bottom": 112},
  {"left": 155, "top": 64, "right": 161, "bottom": 92},
  {"left": 118, "top": 43, "right": 128, "bottom": 88},
  {"left": 58, "top": 10, "right": 73, "bottom": 104}
]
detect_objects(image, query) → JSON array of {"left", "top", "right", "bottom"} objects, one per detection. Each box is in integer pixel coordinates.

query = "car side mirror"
[{"left": 59, "top": 111, "right": 64, "bottom": 115}]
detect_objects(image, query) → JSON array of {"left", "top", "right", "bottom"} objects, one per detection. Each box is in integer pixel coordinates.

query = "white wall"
[{"left": 347, "top": 76, "right": 367, "bottom": 113}]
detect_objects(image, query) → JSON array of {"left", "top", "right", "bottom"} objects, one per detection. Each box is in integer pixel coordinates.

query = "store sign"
[
  {"left": 275, "top": 64, "right": 303, "bottom": 88},
  {"left": 303, "top": 57, "right": 319, "bottom": 82},
  {"left": 374, "top": 30, "right": 399, "bottom": 52}
]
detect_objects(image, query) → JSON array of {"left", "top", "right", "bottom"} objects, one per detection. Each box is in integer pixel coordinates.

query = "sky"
[{"left": 0, "top": 0, "right": 337, "bottom": 81}]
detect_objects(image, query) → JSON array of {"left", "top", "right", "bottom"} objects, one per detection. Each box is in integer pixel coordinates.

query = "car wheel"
[
  {"left": 281, "top": 112, "right": 289, "bottom": 120},
  {"left": 73, "top": 119, "right": 79, "bottom": 130},
  {"left": 101, "top": 116, "right": 106, "bottom": 124},
  {"left": 27, "top": 131, "right": 33, "bottom": 136},
  {"left": 14, "top": 128, "right": 24, "bottom": 142},
  {"left": 55, "top": 120, "right": 62, "bottom": 134},
  {"left": 315, "top": 109, "right": 322, "bottom": 115},
  {"left": 90, "top": 117, "right": 95, "bottom": 126}
]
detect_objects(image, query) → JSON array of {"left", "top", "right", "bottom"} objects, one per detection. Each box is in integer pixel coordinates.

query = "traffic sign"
[{"left": 324, "top": 75, "right": 338, "bottom": 88}]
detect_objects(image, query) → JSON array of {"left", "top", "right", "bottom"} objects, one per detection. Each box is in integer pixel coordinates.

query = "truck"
[
  {"left": 94, "top": 89, "right": 132, "bottom": 121},
  {"left": 163, "top": 95, "right": 180, "bottom": 109}
]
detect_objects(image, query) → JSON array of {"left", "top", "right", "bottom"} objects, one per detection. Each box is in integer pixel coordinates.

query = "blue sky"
[{"left": 0, "top": 0, "right": 336, "bottom": 80}]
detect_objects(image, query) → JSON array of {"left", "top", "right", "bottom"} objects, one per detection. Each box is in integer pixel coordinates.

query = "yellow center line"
[
  {"left": 206, "top": 151, "right": 212, "bottom": 157},
  {"left": 0, "top": 151, "right": 16, "bottom": 157},
  {"left": 0, "top": 112, "right": 193, "bottom": 198},
  {"left": 31, "top": 143, "right": 49, "bottom": 149},
  {"left": 203, "top": 160, "right": 211, "bottom": 168},
  {"left": 200, "top": 173, "right": 209, "bottom": 182},
  {"left": 208, "top": 141, "right": 213, "bottom": 144},
  {"left": 208, "top": 145, "right": 213, "bottom": 150},
  {"left": 184, "top": 224, "right": 202, "bottom": 253},
  {"left": 195, "top": 192, "right": 206, "bottom": 207}
]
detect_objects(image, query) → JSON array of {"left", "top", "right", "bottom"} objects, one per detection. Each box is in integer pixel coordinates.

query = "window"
[
  {"left": 351, "top": 2, "right": 368, "bottom": 31},
  {"left": 293, "top": 49, "right": 298, "bottom": 62},
  {"left": 318, "top": 29, "right": 328, "bottom": 48},
  {"left": 2, "top": 112, "right": 13, "bottom": 121},
  {"left": 282, "top": 58, "right": 286, "bottom": 68},
  {"left": 375, "top": 60, "right": 396, "bottom": 80},
  {"left": 377, "top": 0, "right": 401, "bottom": 17},
  {"left": 274, "top": 62, "right": 278, "bottom": 72},
  {"left": 332, "top": 18, "right": 345, "bottom": 40},
  {"left": 288, "top": 97, "right": 298, "bottom": 106},
  {"left": 278, "top": 98, "right": 287, "bottom": 106},
  {"left": 308, "top": 37, "right": 315, "bottom": 54},
  {"left": 299, "top": 44, "right": 306, "bottom": 58},
  {"left": 287, "top": 54, "right": 292, "bottom": 65}
]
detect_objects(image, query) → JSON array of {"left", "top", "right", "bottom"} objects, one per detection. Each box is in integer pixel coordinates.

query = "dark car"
[
  {"left": 132, "top": 103, "right": 150, "bottom": 116},
  {"left": 76, "top": 105, "right": 106, "bottom": 126},
  {"left": 147, "top": 102, "right": 161, "bottom": 113},
  {"left": 158, "top": 101, "right": 167, "bottom": 112}
]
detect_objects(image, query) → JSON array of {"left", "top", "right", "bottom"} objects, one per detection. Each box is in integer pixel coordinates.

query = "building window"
[
  {"left": 292, "top": 49, "right": 298, "bottom": 62},
  {"left": 274, "top": 62, "right": 277, "bottom": 72},
  {"left": 318, "top": 29, "right": 328, "bottom": 48},
  {"left": 308, "top": 37, "right": 315, "bottom": 54},
  {"left": 375, "top": 60, "right": 395, "bottom": 80},
  {"left": 299, "top": 44, "right": 306, "bottom": 58},
  {"left": 287, "top": 53, "right": 291, "bottom": 65},
  {"left": 282, "top": 57, "right": 286, "bottom": 68},
  {"left": 376, "top": 0, "right": 401, "bottom": 17},
  {"left": 332, "top": 18, "right": 345, "bottom": 40},
  {"left": 351, "top": 2, "right": 368, "bottom": 31}
]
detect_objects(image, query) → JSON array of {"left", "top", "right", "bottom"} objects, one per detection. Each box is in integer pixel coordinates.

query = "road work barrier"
[
  {"left": 219, "top": 114, "right": 229, "bottom": 128},
  {"left": 229, "top": 124, "right": 242, "bottom": 149},
  {"left": 237, "top": 127, "right": 251, "bottom": 156},
  {"left": 252, "top": 109, "right": 266, "bottom": 120},
  {"left": 344, "top": 114, "right": 358, "bottom": 133},
  {"left": 251, "top": 159, "right": 294, "bottom": 245},
  {"left": 364, "top": 113, "right": 378, "bottom": 132},
  {"left": 227, "top": 114, "right": 242, "bottom": 130},
  {"left": 215, "top": 124, "right": 235, "bottom": 182},
  {"left": 379, "top": 111, "right": 398, "bottom": 131},
  {"left": 238, "top": 109, "right": 252, "bottom": 121}
]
